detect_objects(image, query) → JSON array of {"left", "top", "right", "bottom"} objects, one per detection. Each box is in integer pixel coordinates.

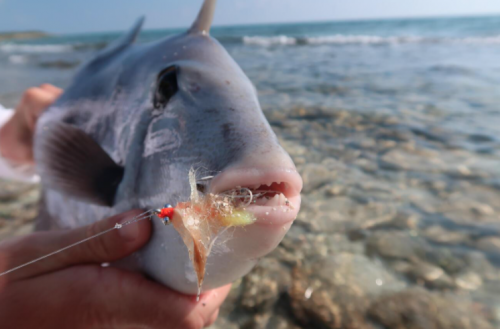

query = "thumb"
[{"left": 0, "top": 209, "right": 151, "bottom": 283}]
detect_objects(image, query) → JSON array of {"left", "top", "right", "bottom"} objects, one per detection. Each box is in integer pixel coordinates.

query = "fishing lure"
[
  {"left": 0, "top": 168, "right": 288, "bottom": 301},
  {"left": 154, "top": 204, "right": 174, "bottom": 225}
]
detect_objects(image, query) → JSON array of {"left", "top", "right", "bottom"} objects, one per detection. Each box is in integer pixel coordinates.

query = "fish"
[{"left": 34, "top": 0, "right": 302, "bottom": 295}]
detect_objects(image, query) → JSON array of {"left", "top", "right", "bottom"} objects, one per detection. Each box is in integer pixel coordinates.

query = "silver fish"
[{"left": 34, "top": 0, "right": 302, "bottom": 294}]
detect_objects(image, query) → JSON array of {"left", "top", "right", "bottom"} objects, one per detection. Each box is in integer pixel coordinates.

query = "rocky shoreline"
[
  {"left": 0, "top": 31, "right": 49, "bottom": 42},
  {"left": 1, "top": 105, "right": 499, "bottom": 328}
]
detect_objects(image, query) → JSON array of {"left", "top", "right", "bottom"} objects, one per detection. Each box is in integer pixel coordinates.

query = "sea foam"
[
  {"left": 241, "top": 34, "right": 500, "bottom": 46},
  {"left": 0, "top": 43, "right": 73, "bottom": 53}
]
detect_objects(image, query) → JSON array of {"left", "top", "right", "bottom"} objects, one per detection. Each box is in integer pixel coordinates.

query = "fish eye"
[{"left": 154, "top": 66, "right": 178, "bottom": 109}]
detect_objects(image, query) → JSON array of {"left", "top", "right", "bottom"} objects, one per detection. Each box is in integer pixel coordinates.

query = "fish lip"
[{"left": 209, "top": 167, "right": 303, "bottom": 226}]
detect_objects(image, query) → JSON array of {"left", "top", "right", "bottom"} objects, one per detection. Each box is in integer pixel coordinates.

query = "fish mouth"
[{"left": 208, "top": 167, "right": 303, "bottom": 226}]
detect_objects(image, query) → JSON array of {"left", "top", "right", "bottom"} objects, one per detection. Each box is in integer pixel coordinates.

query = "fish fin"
[
  {"left": 37, "top": 122, "right": 124, "bottom": 207},
  {"left": 78, "top": 17, "right": 144, "bottom": 73},
  {"left": 110, "top": 16, "right": 145, "bottom": 49},
  {"left": 189, "top": 0, "right": 217, "bottom": 35}
]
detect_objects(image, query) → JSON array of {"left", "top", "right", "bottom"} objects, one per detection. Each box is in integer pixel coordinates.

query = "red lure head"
[{"left": 158, "top": 207, "right": 175, "bottom": 219}]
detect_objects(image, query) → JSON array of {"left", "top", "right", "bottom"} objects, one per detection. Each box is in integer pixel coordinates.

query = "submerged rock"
[
  {"left": 476, "top": 237, "right": 500, "bottom": 255},
  {"left": 288, "top": 253, "right": 405, "bottom": 329},
  {"left": 366, "top": 231, "right": 428, "bottom": 260},
  {"left": 368, "top": 288, "right": 494, "bottom": 329},
  {"left": 240, "top": 259, "right": 289, "bottom": 312},
  {"left": 301, "top": 163, "right": 335, "bottom": 193}
]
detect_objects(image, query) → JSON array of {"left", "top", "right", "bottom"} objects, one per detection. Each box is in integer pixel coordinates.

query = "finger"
[
  {"left": 0, "top": 209, "right": 151, "bottom": 283},
  {"left": 205, "top": 308, "right": 220, "bottom": 328},
  {"left": 39, "top": 83, "right": 63, "bottom": 96},
  {"left": 20, "top": 87, "right": 60, "bottom": 128},
  {"left": 21, "top": 87, "right": 59, "bottom": 112},
  {"left": 8, "top": 87, "right": 62, "bottom": 163},
  {"left": 0, "top": 111, "right": 34, "bottom": 163},
  {"left": 0, "top": 266, "right": 229, "bottom": 329},
  {"left": 81, "top": 270, "right": 232, "bottom": 329},
  {"left": 129, "top": 283, "right": 231, "bottom": 329}
]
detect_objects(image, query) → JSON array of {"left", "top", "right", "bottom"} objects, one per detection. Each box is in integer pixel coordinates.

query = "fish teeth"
[
  {"left": 248, "top": 191, "right": 289, "bottom": 207},
  {"left": 279, "top": 193, "right": 286, "bottom": 205},
  {"left": 253, "top": 197, "right": 268, "bottom": 206},
  {"left": 263, "top": 193, "right": 287, "bottom": 207},
  {"left": 265, "top": 194, "right": 280, "bottom": 206}
]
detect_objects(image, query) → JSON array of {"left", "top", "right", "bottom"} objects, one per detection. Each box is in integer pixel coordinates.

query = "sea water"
[{"left": 2, "top": 16, "right": 500, "bottom": 325}]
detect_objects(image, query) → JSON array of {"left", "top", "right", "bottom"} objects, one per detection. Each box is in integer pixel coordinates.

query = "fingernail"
[{"left": 117, "top": 211, "right": 142, "bottom": 242}]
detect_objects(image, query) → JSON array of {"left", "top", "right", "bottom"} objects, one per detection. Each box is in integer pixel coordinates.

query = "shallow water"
[{"left": 2, "top": 16, "right": 500, "bottom": 328}]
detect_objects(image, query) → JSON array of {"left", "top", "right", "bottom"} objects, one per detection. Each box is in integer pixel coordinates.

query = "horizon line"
[{"left": 2, "top": 11, "right": 500, "bottom": 36}]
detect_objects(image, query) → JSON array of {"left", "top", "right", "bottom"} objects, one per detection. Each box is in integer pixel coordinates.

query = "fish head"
[{"left": 126, "top": 31, "right": 302, "bottom": 211}]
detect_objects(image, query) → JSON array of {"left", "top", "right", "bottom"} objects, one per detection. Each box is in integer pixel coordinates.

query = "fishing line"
[
  {"left": 0, "top": 209, "right": 156, "bottom": 278},
  {"left": 0, "top": 184, "right": 289, "bottom": 279}
]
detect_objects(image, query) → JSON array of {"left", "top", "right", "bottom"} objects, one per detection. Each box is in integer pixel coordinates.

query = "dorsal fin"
[
  {"left": 79, "top": 17, "right": 144, "bottom": 72},
  {"left": 189, "top": 0, "right": 217, "bottom": 35},
  {"left": 108, "top": 16, "right": 145, "bottom": 50}
]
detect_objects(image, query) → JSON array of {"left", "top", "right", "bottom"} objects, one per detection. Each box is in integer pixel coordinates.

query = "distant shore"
[{"left": 0, "top": 31, "right": 49, "bottom": 42}]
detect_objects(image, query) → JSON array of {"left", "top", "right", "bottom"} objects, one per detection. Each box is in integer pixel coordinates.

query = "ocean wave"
[
  {"left": 242, "top": 34, "right": 424, "bottom": 46},
  {"left": 241, "top": 34, "right": 500, "bottom": 46},
  {"left": 306, "top": 35, "right": 424, "bottom": 45},
  {"left": 456, "top": 36, "right": 500, "bottom": 44},
  {"left": 0, "top": 43, "right": 73, "bottom": 53},
  {"left": 243, "top": 35, "right": 299, "bottom": 46},
  {"left": 8, "top": 55, "right": 28, "bottom": 64}
]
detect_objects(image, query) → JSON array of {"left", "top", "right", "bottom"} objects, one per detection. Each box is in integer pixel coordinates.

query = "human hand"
[
  {"left": 0, "top": 210, "right": 230, "bottom": 328},
  {"left": 0, "top": 84, "right": 62, "bottom": 164}
]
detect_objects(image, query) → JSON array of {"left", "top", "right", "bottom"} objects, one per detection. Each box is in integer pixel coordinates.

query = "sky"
[{"left": 2, "top": 0, "right": 500, "bottom": 34}]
